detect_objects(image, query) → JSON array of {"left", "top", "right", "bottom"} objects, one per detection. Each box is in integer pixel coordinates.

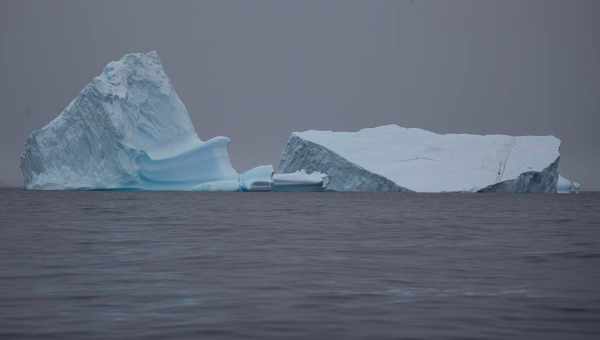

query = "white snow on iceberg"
[
  {"left": 278, "top": 125, "right": 563, "bottom": 192},
  {"left": 20, "top": 51, "right": 240, "bottom": 191}
]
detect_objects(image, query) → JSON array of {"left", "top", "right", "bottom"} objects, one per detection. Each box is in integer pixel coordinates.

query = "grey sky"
[{"left": 1, "top": 0, "right": 598, "bottom": 189}]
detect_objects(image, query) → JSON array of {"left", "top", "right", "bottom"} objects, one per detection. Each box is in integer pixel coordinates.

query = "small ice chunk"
[
  {"left": 240, "top": 165, "right": 274, "bottom": 192},
  {"left": 273, "top": 170, "right": 328, "bottom": 192}
]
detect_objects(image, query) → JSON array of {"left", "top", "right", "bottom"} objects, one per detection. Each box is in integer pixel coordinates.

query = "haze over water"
[{"left": 1, "top": 190, "right": 599, "bottom": 339}]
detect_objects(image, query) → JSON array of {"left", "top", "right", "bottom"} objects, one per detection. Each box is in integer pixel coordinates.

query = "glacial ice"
[
  {"left": 278, "top": 125, "right": 564, "bottom": 192},
  {"left": 20, "top": 51, "right": 241, "bottom": 191}
]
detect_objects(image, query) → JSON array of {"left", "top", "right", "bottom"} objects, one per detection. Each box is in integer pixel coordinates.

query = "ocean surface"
[{"left": 0, "top": 189, "right": 599, "bottom": 339}]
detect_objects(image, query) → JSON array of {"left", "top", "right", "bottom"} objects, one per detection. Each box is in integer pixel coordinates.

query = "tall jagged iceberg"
[
  {"left": 21, "top": 51, "right": 240, "bottom": 191},
  {"left": 278, "top": 125, "right": 563, "bottom": 192}
]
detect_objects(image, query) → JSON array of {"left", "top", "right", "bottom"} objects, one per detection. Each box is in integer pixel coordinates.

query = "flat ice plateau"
[
  {"left": 279, "top": 125, "right": 567, "bottom": 192},
  {"left": 20, "top": 52, "right": 244, "bottom": 191}
]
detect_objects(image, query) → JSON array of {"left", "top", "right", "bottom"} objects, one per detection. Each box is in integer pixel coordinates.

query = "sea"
[{"left": 0, "top": 189, "right": 599, "bottom": 339}]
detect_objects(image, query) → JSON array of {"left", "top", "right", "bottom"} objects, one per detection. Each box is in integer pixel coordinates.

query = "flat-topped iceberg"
[
  {"left": 278, "top": 125, "right": 565, "bottom": 192},
  {"left": 21, "top": 51, "right": 241, "bottom": 191}
]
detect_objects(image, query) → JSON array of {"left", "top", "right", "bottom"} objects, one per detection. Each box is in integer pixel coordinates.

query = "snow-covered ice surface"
[
  {"left": 20, "top": 51, "right": 239, "bottom": 191},
  {"left": 279, "top": 125, "right": 562, "bottom": 192}
]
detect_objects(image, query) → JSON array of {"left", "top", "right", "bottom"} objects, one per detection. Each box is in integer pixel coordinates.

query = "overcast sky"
[{"left": 1, "top": 0, "right": 598, "bottom": 189}]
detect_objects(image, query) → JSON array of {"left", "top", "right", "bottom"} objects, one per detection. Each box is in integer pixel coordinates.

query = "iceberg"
[
  {"left": 278, "top": 125, "right": 563, "bottom": 192},
  {"left": 240, "top": 165, "right": 274, "bottom": 192},
  {"left": 272, "top": 170, "right": 328, "bottom": 192},
  {"left": 20, "top": 51, "right": 240, "bottom": 191},
  {"left": 20, "top": 52, "right": 578, "bottom": 194}
]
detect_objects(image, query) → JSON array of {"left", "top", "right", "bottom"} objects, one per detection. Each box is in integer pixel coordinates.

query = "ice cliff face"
[
  {"left": 278, "top": 125, "right": 562, "bottom": 192},
  {"left": 20, "top": 51, "right": 239, "bottom": 190}
]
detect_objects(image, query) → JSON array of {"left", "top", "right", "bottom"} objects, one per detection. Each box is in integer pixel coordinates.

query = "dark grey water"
[{"left": 0, "top": 190, "right": 599, "bottom": 339}]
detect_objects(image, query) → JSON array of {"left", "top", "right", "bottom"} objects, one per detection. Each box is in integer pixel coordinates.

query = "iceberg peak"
[{"left": 20, "top": 51, "right": 236, "bottom": 190}]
